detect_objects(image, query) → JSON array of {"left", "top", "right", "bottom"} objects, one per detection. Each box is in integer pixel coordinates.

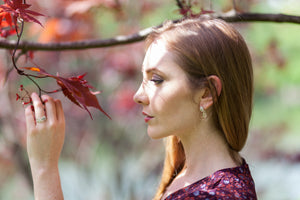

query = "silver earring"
[{"left": 200, "top": 106, "right": 207, "bottom": 119}]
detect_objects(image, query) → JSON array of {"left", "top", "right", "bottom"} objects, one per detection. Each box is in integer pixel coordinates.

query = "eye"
[{"left": 150, "top": 74, "right": 164, "bottom": 85}]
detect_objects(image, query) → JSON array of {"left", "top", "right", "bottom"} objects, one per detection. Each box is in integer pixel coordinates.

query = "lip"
[{"left": 142, "top": 112, "right": 154, "bottom": 123}]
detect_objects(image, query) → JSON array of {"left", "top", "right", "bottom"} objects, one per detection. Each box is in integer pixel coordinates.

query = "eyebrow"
[{"left": 143, "top": 67, "right": 162, "bottom": 74}]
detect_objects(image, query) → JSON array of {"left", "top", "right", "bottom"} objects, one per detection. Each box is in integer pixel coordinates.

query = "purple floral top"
[{"left": 165, "top": 159, "right": 257, "bottom": 200}]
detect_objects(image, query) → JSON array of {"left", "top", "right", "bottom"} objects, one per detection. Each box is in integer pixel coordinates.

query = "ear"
[
  {"left": 199, "top": 75, "right": 222, "bottom": 109},
  {"left": 208, "top": 75, "right": 222, "bottom": 97}
]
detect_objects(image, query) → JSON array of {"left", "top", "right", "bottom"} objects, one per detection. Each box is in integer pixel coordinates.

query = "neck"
[{"left": 178, "top": 121, "right": 241, "bottom": 179}]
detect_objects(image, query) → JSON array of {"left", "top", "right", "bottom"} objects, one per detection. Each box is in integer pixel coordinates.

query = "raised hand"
[
  {"left": 25, "top": 92, "right": 65, "bottom": 168},
  {"left": 25, "top": 92, "right": 65, "bottom": 200}
]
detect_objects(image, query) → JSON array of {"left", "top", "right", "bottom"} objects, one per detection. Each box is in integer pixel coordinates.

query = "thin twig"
[
  {"left": 175, "top": 0, "right": 184, "bottom": 9},
  {"left": 232, "top": 0, "right": 237, "bottom": 11},
  {"left": 10, "top": 9, "right": 58, "bottom": 98},
  {"left": 11, "top": 21, "right": 25, "bottom": 75},
  {"left": 11, "top": 19, "right": 45, "bottom": 97},
  {"left": 4, "top": 50, "right": 26, "bottom": 83}
]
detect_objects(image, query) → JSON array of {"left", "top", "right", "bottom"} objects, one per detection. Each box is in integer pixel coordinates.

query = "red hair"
[{"left": 146, "top": 18, "right": 253, "bottom": 200}]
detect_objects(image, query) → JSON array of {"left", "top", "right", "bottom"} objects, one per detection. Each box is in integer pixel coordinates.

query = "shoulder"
[
  {"left": 194, "top": 160, "right": 257, "bottom": 199},
  {"left": 165, "top": 160, "right": 257, "bottom": 200}
]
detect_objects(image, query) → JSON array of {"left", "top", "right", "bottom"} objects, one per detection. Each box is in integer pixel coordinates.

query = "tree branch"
[
  {"left": 0, "top": 26, "right": 153, "bottom": 51},
  {"left": 218, "top": 12, "right": 300, "bottom": 24},
  {"left": 0, "top": 12, "right": 300, "bottom": 51}
]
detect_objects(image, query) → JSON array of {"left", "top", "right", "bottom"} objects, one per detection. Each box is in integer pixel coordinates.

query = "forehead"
[{"left": 142, "top": 40, "right": 171, "bottom": 72}]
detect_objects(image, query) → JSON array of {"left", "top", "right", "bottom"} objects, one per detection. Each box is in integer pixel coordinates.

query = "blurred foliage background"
[{"left": 0, "top": 0, "right": 300, "bottom": 199}]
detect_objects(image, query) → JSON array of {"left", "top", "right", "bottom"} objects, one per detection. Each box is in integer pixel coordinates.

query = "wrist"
[
  {"left": 29, "top": 157, "right": 58, "bottom": 169},
  {"left": 30, "top": 162, "right": 59, "bottom": 178},
  {"left": 30, "top": 163, "right": 64, "bottom": 200}
]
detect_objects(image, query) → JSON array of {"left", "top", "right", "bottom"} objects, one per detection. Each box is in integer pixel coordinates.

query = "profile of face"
[{"left": 133, "top": 39, "right": 203, "bottom": 139}]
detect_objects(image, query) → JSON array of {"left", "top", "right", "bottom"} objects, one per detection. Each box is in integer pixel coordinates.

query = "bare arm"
[{"left": 25, "top": 92, "right": 65, "bottom": 200}]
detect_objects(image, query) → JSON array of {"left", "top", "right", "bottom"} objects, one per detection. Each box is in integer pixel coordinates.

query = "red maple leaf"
[
  {"left": 0, "top": 27, "right": 16, "bottom": 37},
  {"left": 0, "top": 4, "right": 16, "bottom": 37},
  {"left": 21, "top": 67, "right": 111, "bottom": 120},
  {"left": 0, "top": 0, "right": 44, "bottom": 27},
  {"left": 0, "top": 8, "right": 13, "bottom": 27},
  {"left": 0, "top": 20, "right": 16, "bottom": 37},
  {"left": 176, "top": 0, "right": 214, "bottom": 18}
]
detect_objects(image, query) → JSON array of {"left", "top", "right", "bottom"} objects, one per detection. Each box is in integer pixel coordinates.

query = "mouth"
[{"left": 142, "top": 112, "right": 154, "bottom": 123}]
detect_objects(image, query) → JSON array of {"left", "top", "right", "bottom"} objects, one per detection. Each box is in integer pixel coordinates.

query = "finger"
[
  {"left": 42, "top": 95, "right": 57, "bottom": 123},
  {"left": 25, "top": 105, "right": 35, "bottom": 133},
  {"left": 31, "top": 92, "right": 46, "bottom": 122},
  {"left": 55, "top": 100, "right": 64, "bottom": 122}
]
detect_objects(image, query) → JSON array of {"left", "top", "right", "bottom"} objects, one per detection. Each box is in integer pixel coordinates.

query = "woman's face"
[{"left": 133, "top": 40, "right": 201, "bottom": 139}]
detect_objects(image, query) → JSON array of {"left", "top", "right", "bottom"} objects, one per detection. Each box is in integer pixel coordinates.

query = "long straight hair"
[{"left": 145, "top": 18, "right": 253, "bottom": 200}]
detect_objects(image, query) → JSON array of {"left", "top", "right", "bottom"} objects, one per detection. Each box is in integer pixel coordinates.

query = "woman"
[{"left": 25, "top": 18, "right": 257, "bottom": 200}]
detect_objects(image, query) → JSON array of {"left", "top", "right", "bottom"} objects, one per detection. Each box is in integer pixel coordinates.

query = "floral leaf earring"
[{"left": 200, "top": 106, "right": 207, "bottom": 119}]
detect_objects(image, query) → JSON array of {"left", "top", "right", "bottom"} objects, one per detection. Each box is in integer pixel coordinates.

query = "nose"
[{"left": 133, "top": 84, "right": 149, "bottom": 105}]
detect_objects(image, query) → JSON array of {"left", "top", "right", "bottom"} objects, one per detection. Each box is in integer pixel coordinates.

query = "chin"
[
  {"left": 148, "top": 134, "right": 163, "bottom": 140},
  {"left": 147, "top": 128, "right": 169, "bottom": 140}
]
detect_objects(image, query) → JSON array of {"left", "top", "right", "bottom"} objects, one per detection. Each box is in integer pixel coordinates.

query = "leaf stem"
[
  {"left": 11, "top": 19, "right": 43, "bottom": 98},
  {"left": 12, "top": 21, "right": 25, "bottom": 75},
  {"left": 11, "top": 0, "right": 57, "bottom": 100}
]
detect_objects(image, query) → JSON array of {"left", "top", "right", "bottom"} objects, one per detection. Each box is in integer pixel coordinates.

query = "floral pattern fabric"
[{"left": 165, "top": 159, "right": 257, "bottom": 200}]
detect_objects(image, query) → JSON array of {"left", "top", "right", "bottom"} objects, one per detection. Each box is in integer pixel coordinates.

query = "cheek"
[
  {"left": 146, "top": 87, "right": 200, "bottom": 138},
  {"left": 168, "top": 101, "right": 199, "bottom": 124},
  {"left": 147, "top": 102, "right": 199, "bottom": 139},
  {"left": 154, "top": 91, "right": 199, "bottom": 126},
  {"left": 150, "top": 82, "right": 196, "bottom": 116}
]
